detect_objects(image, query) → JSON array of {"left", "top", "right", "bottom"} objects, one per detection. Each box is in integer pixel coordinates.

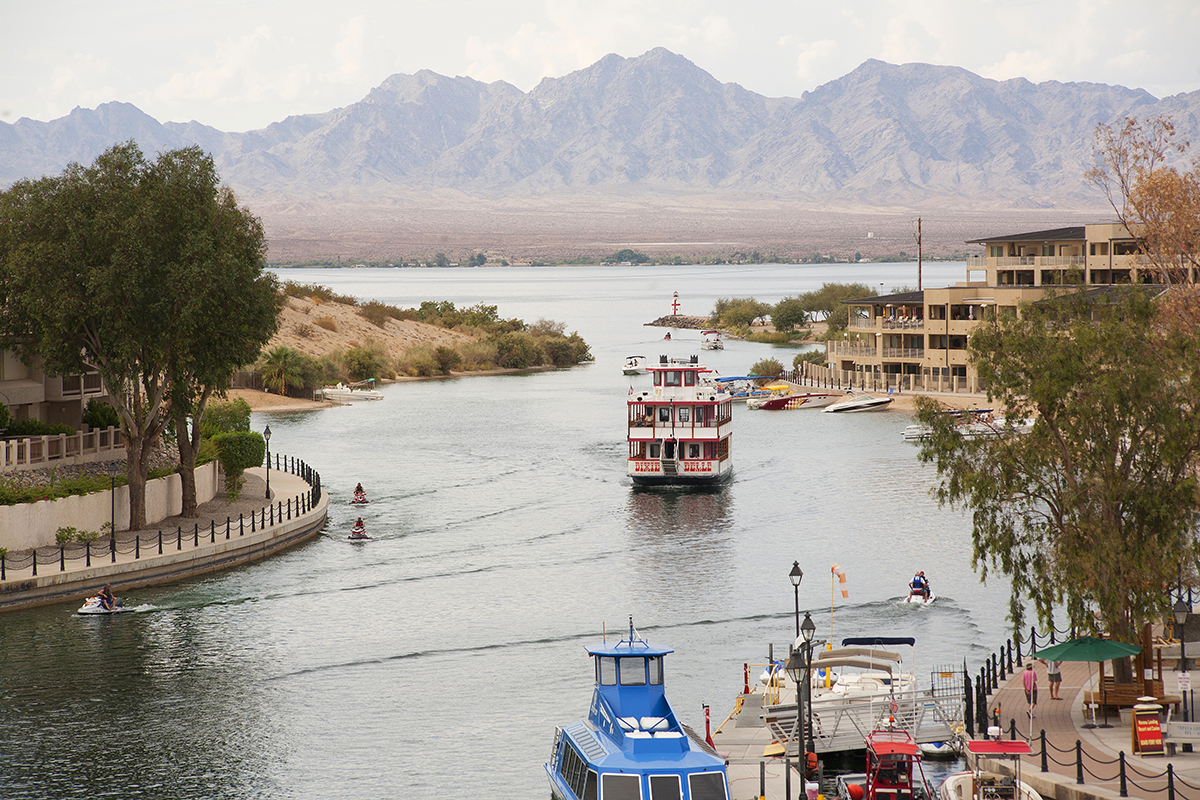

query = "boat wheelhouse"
[
  {"left": 546, "top": 621, "right": 730, "bottom": 800},
  {"left": 628, "top": 356, "right": 733, "bottom": 485}
]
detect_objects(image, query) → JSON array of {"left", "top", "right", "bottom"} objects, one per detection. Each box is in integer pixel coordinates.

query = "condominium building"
[
  {"left": 0, "top": 349, "right": 108, "bottom": 428},
  {"left": 822, "top": 223, "right": 1162, "bottom": 391}
]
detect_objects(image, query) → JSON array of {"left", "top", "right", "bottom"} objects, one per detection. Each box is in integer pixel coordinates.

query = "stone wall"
[{"left": 0, "top": 462, "right": 218, "bottom": 550}]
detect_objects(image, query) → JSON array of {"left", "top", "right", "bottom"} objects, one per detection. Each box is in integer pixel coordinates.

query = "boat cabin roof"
[
  {"left": 812, "top": 656, "right": 899, "bottom": 674},
  {"left": 818, "top": 647, "right": 903, "bottom": 662},
  {"left": 587, "top": 639, "right": 674, "bottom": 658},
  {"left": 866, "top": 730, "right": 919, "bottom": 756},
  {"left": 843, "top": 637, "right": 915, "bottom": 647}
]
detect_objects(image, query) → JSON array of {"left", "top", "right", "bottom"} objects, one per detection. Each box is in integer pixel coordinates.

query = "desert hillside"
[{"left": 271, "top": 295, "right": 474, "bottom": 361}]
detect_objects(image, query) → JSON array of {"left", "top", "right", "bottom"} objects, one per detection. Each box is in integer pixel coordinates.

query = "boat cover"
[
  {"left": 818, "top": 647, "right": 903, "bottom": 662},
  {"left": 842, "top": 637, "right": 916, "bottom": 647},
  {"left": 965, "top": 740, "right": 1033, "bottom": 755}
]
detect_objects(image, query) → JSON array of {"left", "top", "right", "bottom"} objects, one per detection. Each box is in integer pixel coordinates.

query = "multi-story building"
[
  {"left": 822, "top": 223, "right": 1166, "bottom": 392},
  {"left": 1, "top": 349, "right": 108, "bottom": 428}
]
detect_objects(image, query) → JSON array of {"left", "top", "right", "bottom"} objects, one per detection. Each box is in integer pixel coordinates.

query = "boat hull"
[
  {"left": 631, "top": 468, "right": 733, "bottom": 487},
  {"left": 824, "top": 396, "right": 893, "bottom": 413}
]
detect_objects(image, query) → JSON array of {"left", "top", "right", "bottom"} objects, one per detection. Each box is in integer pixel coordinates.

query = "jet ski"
[
  {"left": 77, "top": 595, "right": 127, "bottom": 615},
  {"left": 350, "top": 490, "right": 369, "bottom": 505},
  {"left": 347, "top": 521, "right": 371, "bottom": 540},
  {"left": 905, "top": 588, "right": 936, "bottom": 605}
]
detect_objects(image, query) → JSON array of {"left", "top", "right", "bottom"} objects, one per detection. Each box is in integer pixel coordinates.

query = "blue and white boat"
[{"left": 546, "top": 620, "right": 730, "bottom": 800}]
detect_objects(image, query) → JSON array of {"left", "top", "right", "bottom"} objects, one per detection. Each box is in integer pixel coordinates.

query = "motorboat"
[
  {"left": 859, "top": 727, "right": 935, "bottom": 800},
  {"left": 701, "top": 330, "right": 725, "bottom": 350},
  {"left": 902, "top": 410, "right": 1034, "bottom": 441},
  {"left": 348, "top": 520, "right": 371, "bottom": 540},
  {"left": 823, "top": 392, "right": 893, "bottom": 413},
  {"left": 545, "top": 618, "right": 730, "bottom": 800},
  {"left": 748, "top": 387, "right": 843, "bottom": 410},
  {"left": 918, "top": 739, "right": 963, "bottom": 759},
  {"left": 628, "top": 355, "right": 733, "bottom": 486},
  {"left": 321, "top": 380, "right": 384, "bottom": 401},
  {"left": 711, "top": 376, "right": 771, "bottom": 403},
  {"left": 939, "top": 740, "right": 1041, "bottom": 800},
  {"left": 623, "top": 355, "right": 649, "bottom": 376},
  {"left": 77, "top": 595, "right": 127, "bottom": 615},
  {"left": 810, "top": 640, "right": 918, "bottom": 701}
]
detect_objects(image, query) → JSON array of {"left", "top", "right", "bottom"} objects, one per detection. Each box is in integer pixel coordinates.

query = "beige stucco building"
[
  {"left": 1, "top": 349, "right": 108, "bottom": 428},
  {"left": 824, "top": 223, "right": 1165, "bottom": 391}
]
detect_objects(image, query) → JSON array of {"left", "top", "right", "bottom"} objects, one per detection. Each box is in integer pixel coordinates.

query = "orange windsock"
[{"left": 831, "top": 563, "right": 849, "bottom": 598}]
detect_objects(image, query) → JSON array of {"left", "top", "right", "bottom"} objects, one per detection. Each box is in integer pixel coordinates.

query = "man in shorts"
[
  {"left": 1043, "top": 659, "right": 1062, "bottom": 700},
  {"left": 1023, "top": 662, "right": 1038, "bottom": 718}
]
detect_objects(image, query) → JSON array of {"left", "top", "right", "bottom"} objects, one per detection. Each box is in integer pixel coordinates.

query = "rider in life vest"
[{"left": 910, "top": 571, "right": 930, "bottom": 600}]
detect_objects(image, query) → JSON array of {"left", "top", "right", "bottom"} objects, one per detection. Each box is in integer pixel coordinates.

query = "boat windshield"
[{"left": 619, "top": 657, "right": 647, "bottom": 685}]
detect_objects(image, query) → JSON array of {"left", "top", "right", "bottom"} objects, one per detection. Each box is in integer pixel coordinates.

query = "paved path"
[{"left": 985, "top": 658, "right": 1200, "bottom": 799}]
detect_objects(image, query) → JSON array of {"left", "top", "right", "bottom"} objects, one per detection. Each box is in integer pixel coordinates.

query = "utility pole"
[{"left": 917, "top": 217, "right": 923, "bottom": 292}]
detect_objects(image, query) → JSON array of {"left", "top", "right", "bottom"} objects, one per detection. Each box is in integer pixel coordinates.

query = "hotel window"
[{"left": 990, "top": 246, "right": 1004, "bottom": 257}]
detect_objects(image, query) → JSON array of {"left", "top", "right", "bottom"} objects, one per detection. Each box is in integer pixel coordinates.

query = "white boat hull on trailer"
[{"left": 824, "top": 393, "right": 893, "bottom": 413}]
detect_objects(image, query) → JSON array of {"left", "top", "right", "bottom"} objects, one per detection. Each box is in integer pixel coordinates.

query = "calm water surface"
[{"left": 0, "top": 263, "right": 1011, "bottom": 799}]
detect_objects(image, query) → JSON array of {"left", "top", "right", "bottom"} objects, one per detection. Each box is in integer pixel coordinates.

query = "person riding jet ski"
[{"left": 909, "top": 571, "right": 930, "bottom": 600}]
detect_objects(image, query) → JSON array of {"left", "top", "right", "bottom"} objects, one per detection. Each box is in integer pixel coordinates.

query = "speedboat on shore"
[
  {"left": 701, "top": 330, "right": 725, "bottom": 350},
  {"left": 623, "top": 355, "right": 649, "bottom": 375},
  {"left": 77, "top": 595, "right": 127, "bottom": 615},
  {"left": 545, "top": 618, "right": 730, "bottom": 800},
  {"left": 748, "top": 388, "right": 843, "bottom": 410},
  {"left": 823, "top": 392, "right": 893, "bottom": 413},
  {"left": 902, "top": 409, "right": 1034, "bottom": 441},
  {"left": 321, "top": 380, "right": 384, "bottom": 401},
  {"left": 628, "top": 355, "right": 733, "bottom": 486}
]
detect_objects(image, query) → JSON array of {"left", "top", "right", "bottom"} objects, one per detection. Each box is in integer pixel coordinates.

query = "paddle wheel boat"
[
  {"left": 628, "top": 356, "right": 733, "bottom": 485},
  {"left": 545, "top": 619, "right": 730, "bottom": 800}
]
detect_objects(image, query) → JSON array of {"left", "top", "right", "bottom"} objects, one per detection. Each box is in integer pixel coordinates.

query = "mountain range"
[{"left": 3, "top": 48, "right": 1199, "bottom": 207}]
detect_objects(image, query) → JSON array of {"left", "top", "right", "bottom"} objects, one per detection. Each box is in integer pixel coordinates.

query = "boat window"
[
  {"left": 648, "top": 656, "right": 663, "bottom": 685},
  {"left": 688, "top": 772, "right": 728, "bottom": 800},
  {"left": 560, "top": 741, "right": 591, "bottom": 799},
  {"left": 601, "top": 773, "right": 642, "bottom": 800},
  {"left": 649, "top": 443, "right": 661, "bottom": 459},
  {"left": 654, "top": 372, "right": 662, "bottom": 386},
  {"left": 658, "top": 407, "right": 671, "bottom": 423},
  {"left": 619, "top": 657, "right": 646, "bottom": 685},
  {"left": 688, "top": 444, "right": 700, "bottom": 459},
  {"left": 677, "top": 407, "right": 690, "bottom": 423},
  {"left": 650, "top": 775, "right": 681, "bottom": 800},
  {"left": 584, "top": 770, "right": 598, "bottom": 800},
  {"left": 599, "top": 656, "right": 618, "bottom": 685},
  {"left": 684, "top": 371, "right": 696, "bottom": 386},
  {"left": 664, "top": 371, "right": 681, "bottom": 386}
]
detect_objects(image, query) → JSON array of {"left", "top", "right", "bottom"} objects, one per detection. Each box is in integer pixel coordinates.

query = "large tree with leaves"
[
  {"left": 0, "top": 142, "right": 279, "bottom": 528},
  {"left": 914, "top": 288, "right": 1200, "bottom": 649},
  {"left": 1087, "top": 115, "right": 1200, "bottom": 285}
]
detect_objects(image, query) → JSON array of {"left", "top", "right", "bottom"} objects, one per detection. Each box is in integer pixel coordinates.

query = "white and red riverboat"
[{"left": 627, "top": 355, "right": 733, "bottom": 486}]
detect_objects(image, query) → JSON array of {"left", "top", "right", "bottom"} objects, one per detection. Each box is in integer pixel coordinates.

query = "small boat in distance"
[
  {"left": 628, "top": 355, "right": 733, "bottom": 485},
  {"left": 623, "top": 355, "right": 649, "bottom": 375},
  {"left": 545, "top": 618, "right": 730, "bottom": 800},
  {"left": 321, "top": 380, "right": 384, "bottom": 401},
  {"left": 823, "top": 392, "right": 893, "bottom": 413},
  {"left": 902, "top": 410, "right": 1034, "bottom": 441},
  {"left": 701, "top": 330, "right": 724, "bottom": 350}
]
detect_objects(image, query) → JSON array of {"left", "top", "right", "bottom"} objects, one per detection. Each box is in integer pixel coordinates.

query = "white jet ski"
[
  {"left": 905, "top": 589, "right": 936, "bottom": 605},
  {"left": 77, "top": 595, "right": 127, "bottom": 615}
]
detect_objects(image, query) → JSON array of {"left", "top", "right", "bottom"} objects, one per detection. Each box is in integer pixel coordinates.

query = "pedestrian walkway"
[
  {"left": 984, "top": 658, "right": 1200, "bottom": 799},
  {"left": 0, "top": 465, "right": 327, "bottom": 612}
]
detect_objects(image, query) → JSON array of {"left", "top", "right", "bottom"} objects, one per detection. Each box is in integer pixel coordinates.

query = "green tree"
[
  {"left": 0, "top": 142, "right": 277, "bottom": 529},
  {"left": 199, "top": 398, "right": 252, "bottom": 439},
  {"left": 748, "top": 358, "right": 784, "bottom": 377},
  {"left": 771, "top": 297, "right": 809, "bottom": 331},
  {"left": 343, "top": 347, "right": 384, "bottom": 382},
  {"left": 259, "top": 346, "right": 305, "bottom": 395},
  {"left": 82, "top": 400, "right": 119, "bottom": 431},
  {"left": 433, "top": 346, "right": 462, "bottom": 374},
  {"left": 211, "top": 430, "right": 266, "bottom": 501},
  {"left": 914, "top": 288, "right": 1200, "bottom": 650}
]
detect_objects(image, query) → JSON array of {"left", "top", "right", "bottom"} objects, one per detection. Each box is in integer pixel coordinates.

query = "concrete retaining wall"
[{"left": 0, "top": 462, "right": 218, "bottom": 550}]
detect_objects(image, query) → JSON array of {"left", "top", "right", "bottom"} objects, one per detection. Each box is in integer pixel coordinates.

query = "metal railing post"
[
  {"left": 158, "top": 530, "right": 163, "bottom": 555},
  {"left": 32, "top": 549, "right": 37, "bottom": 576},
  {"left": 177, "top": 526, "right": 182, "bottom": 550},
  {"left": 1075, "top": 740, "right": 1083, "bottom": 784},
  {"left": 1119, "top": 752, "right": 1127, "bottom": 797},
  {"left": 226, "top": 517, "right": 231, "bottom": 540},
  {"left": 135, "top": 535, "right": 139, "bottom": 559},
  {"left": 1040, "top": 731, "right": 1047, "bottom": 771},
  {"left": 1168, "top": 763, "right": 1175, "bottom": 800},
  {"left": 86, "top": 541, "right": 91, "bottom": 567},
  {"left": 60, "top": 546, "right": 65, "bottom": 571}
]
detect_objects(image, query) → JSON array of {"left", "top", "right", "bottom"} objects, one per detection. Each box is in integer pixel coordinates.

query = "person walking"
[
  {"left": 1043, "top": 659, "right": 1062, "bottom": 700},
  {"left": 1023, "top": 662, "right": 1039, "bottom": 719}
]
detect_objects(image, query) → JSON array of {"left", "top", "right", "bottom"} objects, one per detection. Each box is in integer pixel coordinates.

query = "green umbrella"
[
  {"left": 1030, "top": 637, "right": 1143, "bottom": 729},
  {"left": 1031, "top": 636, "right": 1142, "bottom": 662}
]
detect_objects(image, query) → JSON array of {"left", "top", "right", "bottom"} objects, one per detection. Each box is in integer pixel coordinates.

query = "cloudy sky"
[{"left": 4, "top": 0, "right": 1198, "bottom": 132}]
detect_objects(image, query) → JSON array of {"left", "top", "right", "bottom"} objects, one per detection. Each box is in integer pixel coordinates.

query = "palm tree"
[{"left": 259, "top": 346, "right": 304, "bottom": 395}]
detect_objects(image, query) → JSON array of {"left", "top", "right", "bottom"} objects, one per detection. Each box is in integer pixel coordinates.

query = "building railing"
[
  {"left": 0, "top": 454, "right": 322, "bottom": 581},
  {"left": 0, "top": 426, "right": 125, "bottom": 472},
  {"left": 883, "top": 319, "right": 924, "bottom": 330},
  {"left": 848, "top": 318, "right": 876, "bottom": 329},
  {"left": 827, "top": 342, "right": 875, "bottom": 357},
  {"left": 882, "top": 347, "right": 925, "bottom": 359},
  {"left": 989, "top": 256, "right": 1085, "bottom": 268}
]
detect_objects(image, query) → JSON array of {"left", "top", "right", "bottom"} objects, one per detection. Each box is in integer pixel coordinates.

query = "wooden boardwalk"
[{"left": 984, "top": 659, "right": 1200, "bottom": 799}]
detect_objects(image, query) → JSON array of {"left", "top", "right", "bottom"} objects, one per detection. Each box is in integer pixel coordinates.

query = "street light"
[
  {"left": 1175, "top": 598, "right": 1191, "bottom": 671},
  {"left": 801, "top": 611, "right": 816, "bottom": 757},
  {"left": 786, "top": 611, "right": 818, "bottom": 773},
  {"left": 790, "top": 561, "right": 804, "bottom": 638},
  {"left": 108, "top": 460, "right": 120, "bottom": 562},
  {"left": 264, "top": 424, "right": 272, "bottom": 499}
]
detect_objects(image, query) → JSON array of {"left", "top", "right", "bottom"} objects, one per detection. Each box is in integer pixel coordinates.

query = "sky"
[{"left": 3, "top": 0, "right": 1198, "bottom": 133}]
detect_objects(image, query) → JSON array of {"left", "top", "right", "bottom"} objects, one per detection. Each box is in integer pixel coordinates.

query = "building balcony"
[{"left": 882, "top": 348, "right": 925, "bottom": 360}]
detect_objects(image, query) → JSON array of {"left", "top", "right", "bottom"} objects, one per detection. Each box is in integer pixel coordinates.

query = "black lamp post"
[
  {"left": 801, "top": 611, "right": 816, "bottom": 756},
  {"left": 1175, "top": 598, "right": 1191, "bottom": 672},
  {"left": 786, "top": 646, "right": 805, "bottom": 763},
  {"left": 790, "top": 561, "right": 804, "bottom": 638},
  {"left": 264, "top": 424, "right": 272, "bottom": 499},
  {"left": 108, "top": 460, "right": 119, "bottom": 562}
]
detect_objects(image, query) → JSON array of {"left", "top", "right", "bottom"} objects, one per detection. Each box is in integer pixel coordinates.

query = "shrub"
[
  {"left": 344, "top": 346, "right": 384, "bottom": 382},
  {"left": 315, "top": 316, "right": 337, "bottom": 332},
  {"left": 494, "top": 332, "right": 542, "bottom": 369},
  {"left": 433, "top": 346, "right": 462, "bottom": 374},
  {"left": 359, "top": 300, "right": 403, "bottom": 328},
  {"left": 0, "top": 403, "right": 11, "bottom": 432},
  {"left": 294, "top": 322, "right": 315, "bottom": 338},
  {"left": 200, "top": 398, "right": 251, "bottom": 439},
  {"left": 457, "top": 340, "right": 499, "bottom": 371},
  {"left": 749, "top": 358, "right": 784, "bottom": 378},
  {"left": 6, "top": 419, "right": 75, "bottom": 437},
  {"left": 82, "top": 400, "right": 119, "bottom": 431},
  {"left": 794, "top": 351, "right": 826, "bottom": 368},
  {"left": 211, "top": 431, "right": 266, "bottom": 501}
]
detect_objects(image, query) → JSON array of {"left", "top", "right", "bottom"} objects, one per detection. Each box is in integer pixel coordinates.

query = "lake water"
[{"left": 0, "top": 263, "right": 1013, "bottom": 799}]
